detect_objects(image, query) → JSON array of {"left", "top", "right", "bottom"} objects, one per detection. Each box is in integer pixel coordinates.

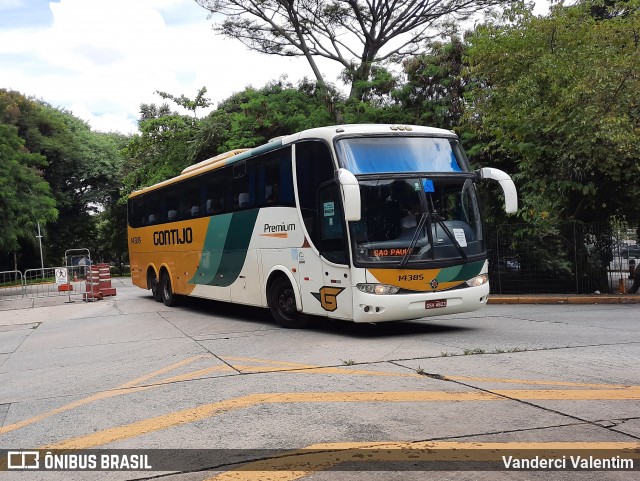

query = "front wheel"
[
  {"left": 160, "top": 271, "right": 177, "bottom": 307},
  {"left": 268, "top": 277, "right": 309, "bottom": 328}
]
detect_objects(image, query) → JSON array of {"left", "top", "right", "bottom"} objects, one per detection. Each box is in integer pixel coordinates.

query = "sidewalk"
[{"left": 488, "top": 293, "right": 640, "bottom": 304}]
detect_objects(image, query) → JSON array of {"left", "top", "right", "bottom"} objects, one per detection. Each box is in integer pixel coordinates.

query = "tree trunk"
[{"left": 348, "top": 61, "right": 373, "bottom": 101}]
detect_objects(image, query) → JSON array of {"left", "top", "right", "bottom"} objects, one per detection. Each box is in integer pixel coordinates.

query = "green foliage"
[
  {"left": 395, "top": 37, "right": 469, "bottom": 129},
  {"left": 122, "top": 89, "right": 208, "bottom": 192},
  {"left": 464, "top": 0, "right": 640, "bottom": 224},
  {"left": 213, "top": 79, "right": 336, "bottom": 151},
  {"left": 155, "top": 86, "right": 211, "bottom": 117},
  {"left": 0, "top": 89, "right": 127, "bottom": 265},
  {"left": 0, "top": 123, "right": 57, "bottom": 251}
]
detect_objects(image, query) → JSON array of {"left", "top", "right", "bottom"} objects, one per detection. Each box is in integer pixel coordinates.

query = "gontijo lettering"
[{"left": 153, "top": 228, "right": 193, "bottom": 246}]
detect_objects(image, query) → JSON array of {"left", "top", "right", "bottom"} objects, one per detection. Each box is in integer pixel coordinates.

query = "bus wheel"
[
  {"left": 149, "top": 272, "right": 162, "bottom": 302},
  {"left": 268, "top": 277, "right": 308, "bottom": 328},
  {"left": 160, "top": 271, "right": 176, "bottom": 307}
]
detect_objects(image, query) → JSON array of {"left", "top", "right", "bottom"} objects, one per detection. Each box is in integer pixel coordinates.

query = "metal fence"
[
  {"left": 23, "top": 266, "right": 99, "bottom": 302},
  {"left": 0, "top": 264, "right": 102, "bottom": 305},
  {"left": 0, "top": 270, "right": 24, "bottom": 302},
  {"left": 486, "top": 222, "right": 638, "bottom": 294}
]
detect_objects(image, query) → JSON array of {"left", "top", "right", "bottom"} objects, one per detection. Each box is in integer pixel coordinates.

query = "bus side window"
[
  {"left": 257, "top": 147, "right": 293, "bottom": 207},
  {"left": 232, "top": 161, "right": 255, "bottom": 210},
  {"left": 204, "top": 168, "right": 227, "bottom": 215},
  {"left": 144, "top": 191, "right": 162, "bottom": 226},
  {"left": 162, "top": 184, "right": 181, "bottom": 222}
]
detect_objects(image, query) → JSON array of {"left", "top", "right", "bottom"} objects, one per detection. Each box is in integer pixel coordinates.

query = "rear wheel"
[
  {"left": 160, "top": 271, "right": 177, "bottom": 307},
  {"left": 149, "top": 272, "right": 162, "bottom": 302},
  {"left": 268, "top": 277, "right": 309, "bottom": 328}
]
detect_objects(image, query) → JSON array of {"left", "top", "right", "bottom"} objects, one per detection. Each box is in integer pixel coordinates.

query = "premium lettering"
[{"left": 264, "top": 223, "right": 296, "bottom": 233}]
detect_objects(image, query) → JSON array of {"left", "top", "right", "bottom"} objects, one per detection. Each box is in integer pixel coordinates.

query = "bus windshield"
[
  {"left": 350, "top": 177, "right": 484, "bottom": 265},
  {"left": 336, "top": 136, "right": 464, "bottom": 174}
]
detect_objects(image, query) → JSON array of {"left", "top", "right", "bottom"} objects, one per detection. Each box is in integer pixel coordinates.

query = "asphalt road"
[{"left": 1, "top": 278, "right": 639, "bottom": 480}]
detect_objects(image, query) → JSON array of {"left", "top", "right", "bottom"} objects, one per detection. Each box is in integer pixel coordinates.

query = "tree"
[
  {"left": 394, "top": 36, "right": 469, "bottom": 129},
  {"left": 195, "top": 0, "right": 508, "bottom": 100},
  {"left": 0, "top": 124, "right": 57, "bottom": 253},
  {"left": 464, "top": 0, "right": 640, "bottom": 225},
  {"left": 122, "top": 90, "right": 205, "bottom": 193},
  {"left": 0, "top": 89, "right": 127, "bottom": 264},
  {"left": 155, "top": 86, "right": 211, "bottom": 118},
  {"left": 462, "top": 0, "right": 640, "bottom": 292},
  {"left": 210, "top": 79, "right": 336, "bottom": 151}
]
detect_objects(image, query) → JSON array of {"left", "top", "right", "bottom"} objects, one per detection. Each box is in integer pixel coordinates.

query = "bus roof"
[
  {"left": 129, "top": 124, "right": 458, "bottom": 198},
  {"left": 281, "top": 124, "right": 456, "bottom": 144}
]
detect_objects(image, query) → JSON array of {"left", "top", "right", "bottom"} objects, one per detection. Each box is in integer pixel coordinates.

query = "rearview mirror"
[
  {"left": 337, "top": 168, "right": 361, "bottom": 221},
  {"left": 479, "top": 168, "right": 518, "bottom": 214}
]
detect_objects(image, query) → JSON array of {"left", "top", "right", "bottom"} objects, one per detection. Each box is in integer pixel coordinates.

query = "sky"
[{"left": 0, "top": 0, "right": 550, "bottom": 135}]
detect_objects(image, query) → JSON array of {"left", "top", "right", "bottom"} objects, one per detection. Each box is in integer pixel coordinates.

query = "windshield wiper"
[
  {"left": 432, "top": 213, "right": 468, "bottom": 262},
  {"left": 399, "top": 213, "right": 429, "bottom": 267}
]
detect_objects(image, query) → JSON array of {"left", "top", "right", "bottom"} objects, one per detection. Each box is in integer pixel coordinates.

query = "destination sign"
[{"left": 369, "top": 248, "right": 413, "bottom": 257}]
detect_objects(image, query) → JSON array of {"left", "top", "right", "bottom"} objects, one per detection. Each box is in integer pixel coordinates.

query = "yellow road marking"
[
  {"left": 447, "top": 375, "right": 629, "bottom": 390},
  {"left": 160, "top": 365, "right": 232, "bottom": 383},
  {"left": 225, "top": 356, "right": 627, "bottom": 387},
  {"left": 235, "top": 365, "right": 419, "bottom": 377},
  {"left": 44, "top": 387, "right": 640, "bottom": 450},
  {"left": 225, "top": 356, "right": 420, "bottom": 377},
  {"left": 203, "top": 441, "right": 640, "bottom": 481},
  {"left": 223, "top": 356, "right": 317, "bottom": 368},
  {"left": 45, "top": 393, "right": 273, "bottom": 449},
  {"left": 118, "top": 355, "right": 211, "bottom": 388},
  {"left": 0, "top": 355, "right": 209, "bottom": 435},
  {"left": 4, "top": 353, "right": 639, "bottom": 442}
]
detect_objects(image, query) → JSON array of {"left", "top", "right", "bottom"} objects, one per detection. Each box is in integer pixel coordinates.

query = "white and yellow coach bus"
[{"left": 128, "top": 124, "right": 517, "bottom": 328}]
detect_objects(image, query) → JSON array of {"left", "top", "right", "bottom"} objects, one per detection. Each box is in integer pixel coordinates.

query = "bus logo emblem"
[
  {"left": 430, "top": 279, "right": 439, "bottom": 290},
  {"left": 312, "top": 286, "right": 345, "bottom": 312}
]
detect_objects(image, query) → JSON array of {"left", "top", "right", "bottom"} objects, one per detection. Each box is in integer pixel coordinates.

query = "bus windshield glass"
[
  {"left": 336, "top": 136, "right": 464, "bottom": 174},
  {"left": 350, "top": 177, "right": 484, "bottom": 265}
]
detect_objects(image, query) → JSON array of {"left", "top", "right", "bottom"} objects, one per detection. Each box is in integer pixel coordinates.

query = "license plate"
[{"left": 425, "top": 299, "right": 447, "bottom": 309}]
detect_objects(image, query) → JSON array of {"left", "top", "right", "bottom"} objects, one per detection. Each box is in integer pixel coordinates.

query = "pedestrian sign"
[{"left": 55, "top": 267, "right": 68, "bottom": 286}]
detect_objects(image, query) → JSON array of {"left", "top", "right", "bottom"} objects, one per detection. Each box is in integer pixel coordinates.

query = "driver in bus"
[{"left": 401, "top": 203, "right": 420, "bottom": 230}]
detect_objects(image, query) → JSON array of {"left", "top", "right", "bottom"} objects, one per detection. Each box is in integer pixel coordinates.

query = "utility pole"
[{"left": 36, "top": 221, "right": 44, "bottom": 275}]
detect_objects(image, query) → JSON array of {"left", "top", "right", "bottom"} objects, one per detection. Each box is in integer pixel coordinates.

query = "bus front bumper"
[{"left": 351, "top": 283, "right": 490, "bottom": 323}]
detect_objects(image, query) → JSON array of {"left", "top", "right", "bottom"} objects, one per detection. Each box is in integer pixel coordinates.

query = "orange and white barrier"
[{"left": 98, "top": 263, "right": 117, "bottom": 297}]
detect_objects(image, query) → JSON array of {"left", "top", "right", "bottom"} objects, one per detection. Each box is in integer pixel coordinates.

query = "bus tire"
[
  {"left": 149, "top": 272, "right": 162, "bottom": 302},
  {"left": 268, "top": 276, "right": 309, "bottom": 328},
  {"left": 160, "top": 271, "right": 177, "bottom": 307}
]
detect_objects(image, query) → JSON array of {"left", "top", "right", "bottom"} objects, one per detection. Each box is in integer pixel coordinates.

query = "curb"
[{"left": 488, "top": 295, "right": 640, "bottom": 305}]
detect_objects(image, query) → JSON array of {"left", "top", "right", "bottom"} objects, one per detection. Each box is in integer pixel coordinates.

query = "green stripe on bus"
[
  {"left": 191, "top": 210, "right": 260, "bottom": 288},
  {"left": 214, "top": 210, "right": 260, "bottom": 287},
  {"left": 190, "top": 214, "right": 233, "bottom": 285},
  {"left": 436, "top": 260, "right": 484, "bottom": 282}
]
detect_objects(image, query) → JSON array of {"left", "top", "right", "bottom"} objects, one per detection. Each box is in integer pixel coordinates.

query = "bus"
[{"left": 127, "top": 124, "right": 517, "bottom": 328}]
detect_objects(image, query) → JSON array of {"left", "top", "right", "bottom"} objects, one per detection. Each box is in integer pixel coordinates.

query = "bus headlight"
[
  {"left": 357, "top": 284, "right": 400, "bottom": 295},
  {"left": 466, "top": 274, "right": 488, "bottom": 287}
]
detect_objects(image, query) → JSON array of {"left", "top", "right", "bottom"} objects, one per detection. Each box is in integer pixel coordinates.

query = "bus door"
[{"left": 314, "top": 182, "right": 353, "bottom": 320}]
